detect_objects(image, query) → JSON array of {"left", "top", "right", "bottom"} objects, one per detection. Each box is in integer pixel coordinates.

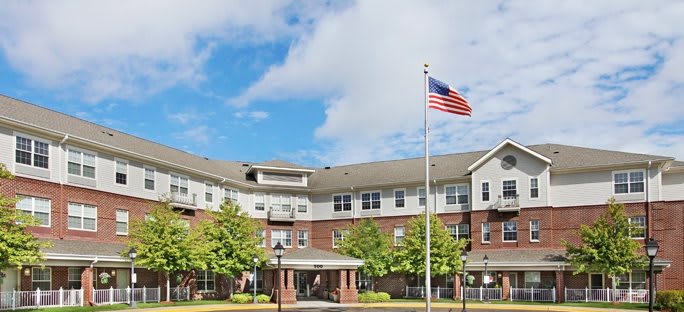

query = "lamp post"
[
  {"left": 461, "top": 250, "right": 468, "bottom": 312},
  {"left": 483, "top": 254, "right": 489, "bottom": 303},
  {"left": 128, "top": 247, "right": 137, "bottom": 308},
  {"left": 645, "top": 238, "right": 659, "bottom": 312},
  {"left": 273, "top": 242, "right": 284, "bottom": 312},
  {"left": 252, "top": 256, "right": 259, "bottom": 304}
]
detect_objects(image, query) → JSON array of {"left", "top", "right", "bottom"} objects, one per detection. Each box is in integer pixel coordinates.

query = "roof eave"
[
  {"left": 467, "top": 138, "right": 552, "bottom": 172},
  {"left": 247, "top": 165, "right": 316, "bottom": 174}
]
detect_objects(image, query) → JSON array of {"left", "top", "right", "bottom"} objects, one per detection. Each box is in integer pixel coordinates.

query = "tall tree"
[
  {"left": 197, "top": 200, "right": 265, "bottom": 295},
  {"left": 0, "top": 163, "right": 51, "bottom": 276},
  {"left": 336, "top": 218, "right": 393, "bottom": 282},
  {"left": 562, "top": 198, "right": 646, "bottom": 288},
  {"left": 392, "top": 213, "right": 468, "bottom": 278},
  {"left": 125, "top": 200, "right": 206, "bottom": 300}
]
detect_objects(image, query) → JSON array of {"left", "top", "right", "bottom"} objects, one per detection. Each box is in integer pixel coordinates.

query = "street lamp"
[
  {"left": 252, "top": 256, "right": 259, "bottom": 304},
  {"left": 483, "top": 254, "right": 489, "bottom": 303},
  {"left": 645, "top": 238, "right": 659, "bottom": 312},
  {"left": 128, "top": 247, "right": 137, "bottom": 308},
  {"left": 273, "top": 242, "right": 284, "bottom": 312},
  {"left": 461, "top": 250, "right": 468, "bottom": 312}
]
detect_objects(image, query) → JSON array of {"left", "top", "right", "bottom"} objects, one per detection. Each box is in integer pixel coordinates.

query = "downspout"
[
  {"left": 59, "top": 134, "right": 69, "bottom": 239},
  {"left": 350, "top": 186, "right": 355, "bottom": 224},
  {"left": 433, "top": 180, "right": 437, "bottom": 214},
  {"left": 646, "top": 161, "right": 652, "bottom": 240}
]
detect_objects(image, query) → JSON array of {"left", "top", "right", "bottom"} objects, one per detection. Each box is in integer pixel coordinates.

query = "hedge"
[
  {"left": 358, "top": 291, "right": 391, "bottom": 303},
  {"left": 656, "top": 290, "right": 684, "bottom": 312},
  {"left": 230, "top": 293, "right": 253, "bottom": 304},
  {"left": 257, "top": 294, "right": 271, "bottom": 303}
]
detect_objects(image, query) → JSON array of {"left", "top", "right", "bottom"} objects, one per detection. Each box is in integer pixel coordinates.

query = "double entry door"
[{"left": 295, "top": 272, "right": 308, "bottom": 297}]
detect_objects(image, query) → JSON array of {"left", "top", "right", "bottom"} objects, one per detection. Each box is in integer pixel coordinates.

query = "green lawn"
[{"left": 20, "top": 300, "right": 229, "bottom": 312}]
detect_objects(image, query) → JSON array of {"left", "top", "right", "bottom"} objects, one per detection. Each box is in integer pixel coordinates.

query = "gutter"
[{"left": 58, "top": 134, "right": 68, "bottom": 240}]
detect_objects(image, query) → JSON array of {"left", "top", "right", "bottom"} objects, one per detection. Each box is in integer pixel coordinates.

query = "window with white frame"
[
  {"left": 418, "top": 187, "right": 426, "bottom": 207},
  {"left": 357, "top": 271, "right": 373, "bottom": 291},
  {"left": 197, "top": 270, "right": 215, "bottom": 291},
  {"left": 629, "top": 216, "right": 646, "bottom": 239},
  {"left": 503, "top": 221, "right": 517, "bottom": 242},
  {"left": 333, "top": 194, "right": 352, "bottom": 212},
  {"left": 617, "top": 272, "right": 647, "bottom": 289},
  {"left": 68, "top": 267, "right": 82, "bottom": 289},
  {"left": 481, "top": 181, "right": 490, "bottom": 202},
  {"left": 361, "top": 191, "right": 381, "bottom": 210},
  {"left": 254, "top": 270, "right": 263, "bottom": 291},
  {"left": 530, "top": 177, "right": 539, "bottom": 199},
  {"left": 394, "top": 226, "right": 405, "bottom": 245},
  {"left": 298, "top": 230, "right": 309, "bottom": 248},
  {"left": 32, "top": 267, "right": 51, "bottom": 290},
  {"left": 297, "top": 195, "right": 308, "bottom": 213},
  {"left": 144, "top": 167, "right": 155, "bottom": 190},
  {"left": 116, "top": 209, "right": 128, "bottom": 235},
  {"left": 204, "top": 182, "right": 213, "bottom": 207},
  {"left": 68, "top": 149, "right": 96, "bottom": 178},
  {"left": 256, "top": 229, "right": 265, "bottom": 247},
  {"left": 614, "top": 170, "right": 645, "bottom": 194},
  {"left": 445, "top": 185, "right": 469, "bottom": 205},
  {"left": 255, "top": 193, "right": 265, "bottom": 211},
  {"left": 524, "top": 271, "right": 541, "bottom": 288},
  {"left": 271, "top": 194, "right": 291, "bottom": 212},
  {"left": 530, "top": 220, "right": 540, "bottom": 242},
  {"left": 502, "top": 179, "right": 517, "bottom": 199},
  {"left": 68, "top": 203, "right": 97, "bottom": 231},
  {"left": 447, "top": 224, "right": 470, "bottom": 240},
  {"left": 271, "top": 229, "right": 292, "bottom": 247},
  {"left": 332, "top": 229, "right": 346, "bottom": 248},
  {"left": 482, "top": 223, "right": 491, "bottom": 243},
  {"left": 115, "top": 159, "right": 128, "bottom": 185},
  {"left": 170, "top": 174, "right": 188, "bottom": 195},
  {"left": 15, "top": 135, "right": 49, "bottom": 169},
  {"left": 16, "top": 195, "right": 51, "bottom": 226},
  {"left": 224, "top": 188, "right": 239, "bottom": 203},
  {"left": 394, "top": 189, "right": 405, "bottom": 208}
]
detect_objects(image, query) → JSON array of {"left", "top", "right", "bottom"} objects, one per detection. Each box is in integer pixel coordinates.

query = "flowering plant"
[{"left": 99, "top": 272, "right": 111, "bottom": 284}]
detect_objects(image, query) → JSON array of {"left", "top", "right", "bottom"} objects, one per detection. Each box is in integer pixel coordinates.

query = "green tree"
[
  {"left": 197, "top": 200, "right": 265, "bottom": 296},
  {"left": 336, "top": 218, "right": 393, "bottom": 285},
  {"left": 392, "top": 213, "right": 468, "bottom": 278},
  {"left": 125, "top": 200, "right": 205, "bottom": 300},
  {"left": 562, "top": 198, "right": 647, "bottom": 289},
  {"left": 0, "top": 163, "right": 51, "bottom": 277}
]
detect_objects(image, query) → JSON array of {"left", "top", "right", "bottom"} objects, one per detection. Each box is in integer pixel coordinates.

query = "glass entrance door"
[{"left": 296, "top": 272, "right": 308, "bottom": 296}]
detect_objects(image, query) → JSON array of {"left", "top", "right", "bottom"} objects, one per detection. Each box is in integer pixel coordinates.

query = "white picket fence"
[
  {"left": 92, "top": 287, "right": 161, "bottom": 305},
  {"left": 463, "top": 287, "right": 503, "bottom": 301},
  {"left": 170, "top": 286, "right": 191, "bottom": 301},
  {"left": 405, "top": 286, "right": 454, "bottom": 299},
  {"left": 0, "top": 288, "right": 83, "bottom": 310},
  {"left": 565, "top": 288, "right": 650, "bottom": 303},
  {"left": 510, "top": 287, "right": 556, "bottom": 302}
]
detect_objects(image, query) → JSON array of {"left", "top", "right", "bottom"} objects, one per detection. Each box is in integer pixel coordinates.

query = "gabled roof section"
[
  {"left": 467, "top": 138, "right": 552, "bottom": 172},
  {"left": 247, "top": 159, "right": 316, "bottom": 174}
]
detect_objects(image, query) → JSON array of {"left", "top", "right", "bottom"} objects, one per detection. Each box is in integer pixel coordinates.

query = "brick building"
[{"left": 0, "top": 94, "right": 682, "bottom": 304}]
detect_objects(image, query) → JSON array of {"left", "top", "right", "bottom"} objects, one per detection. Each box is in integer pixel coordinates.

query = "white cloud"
[
  {"left": 235, "top": 0, "right": 684, "bottom": 165},
  {"left": 173, "top": 125, "right": 211, "bottom": 145},
  {"left": 234, "top": 111, "right": 270, "bottom": 121}
]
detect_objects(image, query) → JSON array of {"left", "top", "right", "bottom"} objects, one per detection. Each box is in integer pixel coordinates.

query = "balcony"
[
  {"left": 495, "top": 194, "right": 520, "bottom": 213},
  {"left": 169, "top": 192, "right": 197, "bottom": 210},
  {"left": 268, "top": 206, "right": 295, "bottom": 222}
]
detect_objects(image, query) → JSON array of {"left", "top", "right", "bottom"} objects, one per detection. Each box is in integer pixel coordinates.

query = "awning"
[{"left": 267, "top": 248, "right": 364, "bottom": 270}]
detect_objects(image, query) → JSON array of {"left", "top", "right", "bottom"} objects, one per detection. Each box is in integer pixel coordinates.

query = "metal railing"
[
  {"left": 464, "top": 287, "right": 503, "bottom": 301},
  {"left": 510, "top": 287, "right": 556, "bottom": 302},
  {"left": 565, "top": 288, "right": 649, "bottom": 303},
  {"left": 268, "top": 206, "right": 295, "bottom": 221},
  {"left": 92, "top": 287, "right": 161, "bottom": 305},
  {"left": 169, "top": 192, "right": 196, "bottom": 206},
  {"left": 0, "top": 288, "right": 83, "bottom": 310},
  {"left": 495, "top": 194, "right": 520, "bottom": 209},
  {"left": 405, "top": 286, "right": 453, "bottom": 299},
  {"left": 170, "top": 286, "right": 191, "bottom": 301}
]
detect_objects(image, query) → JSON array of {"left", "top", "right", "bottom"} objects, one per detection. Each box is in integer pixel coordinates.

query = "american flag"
[{"left": 428, "top": 77, "right": 471, "bottom": 116}]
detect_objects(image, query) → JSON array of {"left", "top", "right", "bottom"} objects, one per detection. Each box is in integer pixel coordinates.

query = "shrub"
[
  {"left": 358, "top": 291, "right": 391, "bottom": 303},
  {"left": 230, "top": 293, "right": 253, "bottom": 304},
  {"left": 257, "top": 294, "right": 270, "bottom": 303},
  {"left": 656, "top": 290, "right": 684, "bottom": 312}
]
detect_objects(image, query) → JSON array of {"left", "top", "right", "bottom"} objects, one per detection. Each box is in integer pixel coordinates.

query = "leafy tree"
[
  {"left": 336, "top": 218, "right": 393, "bottom": 283},
  {"left": 562, "top": 198, "right": 647, "bottom": 289},
  {"left": 125, "top": 200, "right": 206, "bottom": 300},
  {"left": 392, "top": 213, "right": 468, "bottom": 278},
  {"left": 197, "top": 200, "right": 265, "bottom": 295},
  {"left": 0, "top": 163, "right": 51, "bottom": 276}
]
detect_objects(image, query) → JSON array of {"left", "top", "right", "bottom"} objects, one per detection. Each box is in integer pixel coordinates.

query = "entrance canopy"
[{"left": 267, "top": 248, "right": 363, "bottom": 270}]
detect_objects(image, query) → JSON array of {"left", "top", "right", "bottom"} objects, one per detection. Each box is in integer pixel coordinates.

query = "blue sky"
[{"left": 0, "top": 1, "right": 683, "bottom": 166}]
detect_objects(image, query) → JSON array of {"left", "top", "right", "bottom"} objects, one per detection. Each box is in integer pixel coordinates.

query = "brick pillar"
[
  {"left": 338, "top": 270, "right": 358, "bottom": 304},
  {"left": 502, "top": 272, "right": 510, "bottom": 300},
  {"left": 453, "top": 272, "right": 461, "bottom": 300},
  {"left": 555, "top": 270, "right": 564, "bottom": 303},
  {"left": 275, "top": 269, "right": 296, "bottom": 304},
  {"left": 81, "top": 267, "right": 93, "bottom": 305}
]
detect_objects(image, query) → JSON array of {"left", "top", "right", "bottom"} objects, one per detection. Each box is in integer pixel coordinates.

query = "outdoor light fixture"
[
  {"left": 252, "top": 256, "right": 259, "bottom": 304},
  {"left": 461, "top": 250, "right": 468, "bottom": 312},
  {"left": 23, "top": 268, "right": 30, "bottom": 277},
  {"left": 273, "top": 242, "right": 284, "bottom": 312},
  {"left": 129, "top": 247, "right": 137, "bottom": 308},
  {"left": 483, "top": 254, "right": 489, "bottom": 303},
  {"left": 111, "top": 270, "right": 116, "bottom": 276},
  {"left": 645, "top": 238, "right": 659, "bottom": 312}
]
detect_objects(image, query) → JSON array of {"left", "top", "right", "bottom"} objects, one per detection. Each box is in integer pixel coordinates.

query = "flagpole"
[{"left": 424, "top": 64, "right": 431, "bottom": 312}]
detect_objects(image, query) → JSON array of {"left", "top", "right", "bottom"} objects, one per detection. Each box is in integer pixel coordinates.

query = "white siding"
[
  {"left": 662, "top": 172, "right": 684, "bottom": 201},
  {"left": 550, "top": 171, "right": 612, "bottom": 207},
  {"left": 0, "top": 126, "right": 11, "bottom": 170}
]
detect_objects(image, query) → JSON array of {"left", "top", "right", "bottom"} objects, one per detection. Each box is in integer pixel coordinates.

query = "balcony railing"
[
  {"left": 268, "top": 206, "right": 295, "bottom": 222},
  {"left": 169, "top": 192, "right": 197, "bottom": 209},
  {"left": 495, "top": 194, "right": 520, "bottom": 212}
]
